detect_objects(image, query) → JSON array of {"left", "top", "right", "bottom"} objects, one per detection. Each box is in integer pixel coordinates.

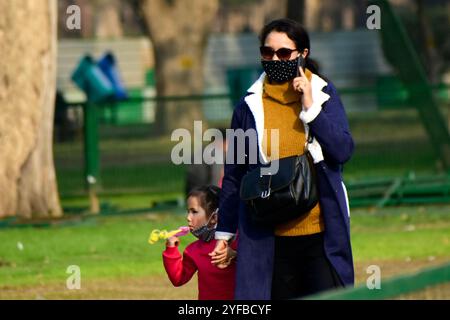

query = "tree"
[
  {"left": 0, "top": 0, "right": 62, "bottom": 219},
  {"left": 286, "top": 0, "right": 305, "bottom": 24},
  {"left": 416, "top": 0, "right": 442, "bottom": 83},
  {"left": 57, "top": 0, "right": 124, "bottom": 39},
  {"left": 303, "top": 0, "right": 363, "bottom": 31},
  {"left": 304, "top": 0, "right": 322, "bottom": 31},
  {"left": 93, "top": 0, "right": 124, "bottom": 39},
  {"left": 139, "top": 0, "right": 219, "bottom": 135}
]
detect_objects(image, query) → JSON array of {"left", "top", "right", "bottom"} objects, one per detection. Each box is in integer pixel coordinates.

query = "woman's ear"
[{"left": 301, "top": 48, "right": 309, "bottom": 59}]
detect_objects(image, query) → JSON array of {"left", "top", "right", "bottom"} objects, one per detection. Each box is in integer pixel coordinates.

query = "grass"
[
  {"left": 353, "top": 227, "right": 450, "bottom": 260},
  {"left": 350, "top": 205, "right": 450, "bottom": 260},
  {"left": 0, "top": 213, "right": 191, "bottom": 287},
  {"left": 0, "top": 205, "right": 449, "bottom": 294}
]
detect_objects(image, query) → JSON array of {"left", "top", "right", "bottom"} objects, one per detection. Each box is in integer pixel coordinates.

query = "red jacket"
[{"left": 163, "top": 239, "right": 236, "bottom": 300}]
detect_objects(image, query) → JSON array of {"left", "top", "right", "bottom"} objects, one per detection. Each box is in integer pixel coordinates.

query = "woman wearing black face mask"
[{"left": 210, "top": 18, "right": 354, "bottom": 300}]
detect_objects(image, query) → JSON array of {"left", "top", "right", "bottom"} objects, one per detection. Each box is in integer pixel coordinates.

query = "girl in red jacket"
[{"left": 163, "top": 185, "right": 237, "bottom": 300}]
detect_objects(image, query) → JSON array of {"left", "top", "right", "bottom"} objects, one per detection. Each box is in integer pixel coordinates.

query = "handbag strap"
[{"left": 303, "top": 124, "right": 314, "bottom": 153}]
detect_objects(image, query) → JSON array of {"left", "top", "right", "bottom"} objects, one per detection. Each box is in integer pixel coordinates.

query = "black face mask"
[
  {"left": 261, "top": 57, "right": 299, "bottom": 83},
  {"left": 191, "top": 211, "right": 217, "bottom": 243},
  {"left": 191, "top": 224, "right": 216, "bottom": 242}
]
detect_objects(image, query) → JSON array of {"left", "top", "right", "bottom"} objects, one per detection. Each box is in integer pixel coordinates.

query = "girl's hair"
[
  {"left": 259, "top": 18, "right": 320, "bottom": 74},
  {"left": 187, "top": 185, "right": 220, "bottom": 217}
]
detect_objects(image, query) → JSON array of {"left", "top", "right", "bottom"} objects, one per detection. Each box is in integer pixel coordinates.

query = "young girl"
[{"left": 162, "top": 185, "right": 237, "bottom": 300}]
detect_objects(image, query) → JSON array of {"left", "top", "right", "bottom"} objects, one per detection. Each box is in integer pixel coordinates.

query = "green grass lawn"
[
  {"left": 0, "top": 213, "right": 190, "bottom": 287},
  {"left": 350, "top": 206, "right": 450, "bottom": 260},
  {"left": 1, "top": 205, "right": 449, "bottom": 290}
]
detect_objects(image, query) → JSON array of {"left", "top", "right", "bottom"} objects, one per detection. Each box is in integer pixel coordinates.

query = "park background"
[{"left": 0, "top": 0, "right": 449, "bottom": 299}]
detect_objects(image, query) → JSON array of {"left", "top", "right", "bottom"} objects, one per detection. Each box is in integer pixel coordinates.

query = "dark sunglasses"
[{"left": 260, "top": 46, "right": 298, "bottom": 61}]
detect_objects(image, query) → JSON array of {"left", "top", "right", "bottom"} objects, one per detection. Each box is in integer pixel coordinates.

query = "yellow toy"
[{"left": 148, "top": 226, "right": 190, "bottom": 244}]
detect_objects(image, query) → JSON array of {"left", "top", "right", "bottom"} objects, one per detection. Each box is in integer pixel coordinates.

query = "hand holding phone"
[
  {"left": 294, "top": 55, "right": 313, "bottom": 108},
  {"left": 296, "top": 55, "right": 305, "bottom": 76}
]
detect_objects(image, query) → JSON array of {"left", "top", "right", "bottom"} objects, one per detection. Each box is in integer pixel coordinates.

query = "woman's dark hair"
[
  {"left": 187, "top": 185, "right": 220, "bottom": 217},
  {"left": 259, "top": 18, "right": 320, "bottom": 74}
]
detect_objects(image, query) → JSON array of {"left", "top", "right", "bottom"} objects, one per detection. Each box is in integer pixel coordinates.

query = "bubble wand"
[{"left": 148, "top": 226, "right": 190, "bottom": 244}]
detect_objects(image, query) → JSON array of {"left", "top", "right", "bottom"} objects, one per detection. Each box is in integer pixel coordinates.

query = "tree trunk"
[
  {"left": 304, "top": 0, "right": 322, "bottom": 31},
  {"left": 286, "top": 0, "right": 305, "bottom": 24},
  {"left": 341, "top": 0, "right": 356, "bottom": 30},
  {"left": 140, "top": 0, "right": 219, "bottom": 135},
  {"left": 416, "top": 0, "right": 441, "bottom": 83},
  {"left": 320, "top": 0, "right": 341, "bottom": 32},
  {"left": 94, "top": 0, "right": 124, "bottom": 39},
  {"left": 0, "top": 0, "right": 62, "bottom": 219}
]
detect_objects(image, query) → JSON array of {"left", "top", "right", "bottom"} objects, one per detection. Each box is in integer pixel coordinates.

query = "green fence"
[
  {"left": 52, "top": 0, "right": 450, "bottom": 213},
  {"left": 304, "top": 262, "right": 450, "bottom": 300},
  {"left": 54, "top": 85, "right": 449, "bottom": 213},
  {"left": 55, "top": 93, "right": 233, "bottom": 201}
]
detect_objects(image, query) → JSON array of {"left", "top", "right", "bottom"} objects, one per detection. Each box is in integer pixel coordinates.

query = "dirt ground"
[
  {"left": 0, "top": 258, "right": 448, "bottom": 300},
  {"left": 354, "top": 258, "right": 449, "bottom": 283},
  {"left": 354, "top": 258, "right": 450, "bottom": 299},
  {"left": 0, "top": 275, "right": 198, "bottom": 300}
]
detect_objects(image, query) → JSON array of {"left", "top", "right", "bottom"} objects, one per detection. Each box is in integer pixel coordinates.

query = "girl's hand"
[
  {"left": 293, "top": 67, "right": 313, "bottom": 109},
  {"left": 209, "top": 239, "right": 228, "bottom": 266},
  {"left": 166, "top": 236, "right": 179, "bottom": 247}
]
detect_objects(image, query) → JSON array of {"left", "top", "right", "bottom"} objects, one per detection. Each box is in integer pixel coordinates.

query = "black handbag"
[{"left": 239, "top": 151, "right": 318, "bottom": 225}]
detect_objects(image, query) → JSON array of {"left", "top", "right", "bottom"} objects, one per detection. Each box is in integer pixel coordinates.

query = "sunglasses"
[{"left": 260, "top": 46, "right": 298, "bottom": 61}]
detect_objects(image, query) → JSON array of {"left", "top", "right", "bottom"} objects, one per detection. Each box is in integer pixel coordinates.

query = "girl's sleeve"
[{"left": 162, "top": 245, "right": 197, "bottom": 287}]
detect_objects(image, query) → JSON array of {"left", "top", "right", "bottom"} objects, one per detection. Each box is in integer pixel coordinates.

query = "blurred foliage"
[
  {"left": 394, "top": 2, "right": 450, "bottom": 78},
  {"left": 220, "top": 0, "right": 260, "bottom": 6}
]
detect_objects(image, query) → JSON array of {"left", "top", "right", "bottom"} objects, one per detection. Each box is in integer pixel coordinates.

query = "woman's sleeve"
[
  {"left": 229, "top": 233, "right": 239, "bottom": 250},
  {"left": 162, "top": 246, "right": 197, "bottom": 287},
  {"left": 301, "top": 82, "right": 354, "bottom": 164},
  {"left": 216, "top": 103, "right": 248, "bottom": 237}
]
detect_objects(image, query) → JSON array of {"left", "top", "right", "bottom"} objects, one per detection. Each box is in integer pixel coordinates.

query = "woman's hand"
[
  {"left": 166, "top": 236, "right": 179, "bottom": 247},
  {"left": 216, "top": 247, "right": 237, "bottom": 269},
  {"left": 293, "top": 67, "right": 313, "bottom": 109},
  {"left": 209, "top": 239, "right": 229, "bottom": 267}
]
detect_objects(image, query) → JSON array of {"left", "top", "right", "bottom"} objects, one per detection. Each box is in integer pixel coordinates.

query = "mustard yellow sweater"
[{"left": 262, "top": 70, "right": 324, "bottom": 236}]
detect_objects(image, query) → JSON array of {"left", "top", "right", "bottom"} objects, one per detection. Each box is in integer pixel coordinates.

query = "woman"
[{"left": 210, "top": 18, "right": 354, "bottom": 300}]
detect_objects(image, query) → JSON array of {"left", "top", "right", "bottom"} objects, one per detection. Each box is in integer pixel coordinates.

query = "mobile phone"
[{"left": 297, "top": 56, "right": 305, "bottom": 76}]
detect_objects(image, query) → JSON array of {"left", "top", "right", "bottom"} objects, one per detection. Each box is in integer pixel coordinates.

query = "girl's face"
[{"left": 186, "top": 196, "right": 214, "bottom": 231}]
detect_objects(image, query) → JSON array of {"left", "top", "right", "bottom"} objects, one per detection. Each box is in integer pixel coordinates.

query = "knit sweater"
[
  {"left": 163, "top": 239, "right": 236, "bottom": 300},
  {"left": 262, "top": 69, "right": 324, "bottom": 236}
]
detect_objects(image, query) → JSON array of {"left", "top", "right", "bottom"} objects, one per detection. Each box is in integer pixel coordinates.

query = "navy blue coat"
[{"left": 217, "top": 73, "right": 355, "bottom": 300}]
